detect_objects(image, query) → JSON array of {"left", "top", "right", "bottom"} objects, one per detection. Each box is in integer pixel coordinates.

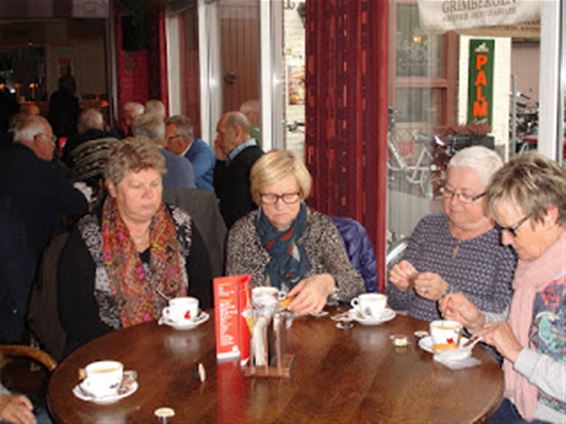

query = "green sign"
[{"left": 467, "top": 39, "right": 494, "bottom": 125}]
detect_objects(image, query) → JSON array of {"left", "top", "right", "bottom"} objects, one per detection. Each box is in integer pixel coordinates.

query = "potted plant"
[{"left": 435, "top": 122, "right": 495, "bottom": 151}]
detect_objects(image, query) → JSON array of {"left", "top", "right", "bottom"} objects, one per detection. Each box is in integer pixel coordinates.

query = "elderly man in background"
[
  {"left": 62, "top": 108, "right": 117, "bottom": 168},
  {"left": 132, "top": 113, "right": 196, "bottom": 189},
  {"left": 121, "top": 102, "right": 144, "bottom": 138},
  {"left": 21, "top": 102, "right": 40, "bottom": 116},
  {"left": 165, "top": 115, "right": 215, "bottom": 191},
  {"left": 214, "top": 111, "right": 264, "bottom": 228},
  {"left": 145, "top": 99, "right": 166, "bottom": 120},
  {"left": 0, "top": 115, "right": 88, "bottom": 342}
]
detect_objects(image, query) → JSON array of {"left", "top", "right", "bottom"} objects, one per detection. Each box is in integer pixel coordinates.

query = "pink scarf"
[{"left": 504, "top": 230, "right": 566, "bottom": 420}]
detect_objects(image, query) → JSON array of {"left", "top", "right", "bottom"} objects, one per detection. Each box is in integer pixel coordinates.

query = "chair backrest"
[
  {"left": 0, "top": 345, "right": 57, "bottom": 372},
  {"left": 331, "top": 216, "right": 378, "bottom": 293},
  {"left": 27, "top": 232, "right": 69, "bottom": 361},
  {"left": 163, "top": 188, "right": 227, "bottom": 278}
]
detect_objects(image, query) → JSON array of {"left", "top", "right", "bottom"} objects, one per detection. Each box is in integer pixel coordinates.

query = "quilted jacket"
[{"left": 331, "top": 216, "right": 378, "bottom": 293}]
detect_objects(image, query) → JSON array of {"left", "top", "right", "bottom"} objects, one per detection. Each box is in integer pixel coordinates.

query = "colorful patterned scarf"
[
  {"left": 101, "top": 197, "right": 186, "bottom": 327},
  {"left": 255, "top": 203, "right": 310, "bottom": 289}
]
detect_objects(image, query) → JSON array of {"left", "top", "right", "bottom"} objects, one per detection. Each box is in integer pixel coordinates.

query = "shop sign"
[
  {"left": 467, "top": 39, "right": 494, "bottom": 125},
  {"left": 418, "top": 0, "right": 540, "bottom": 34}
]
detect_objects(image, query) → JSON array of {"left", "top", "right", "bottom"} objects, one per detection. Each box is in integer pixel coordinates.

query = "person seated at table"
[
  {"left": 440, "top": 152, "right": 565, "bottom": 424},
  {"left": 387, "top": 146, "right": 516, "bottom": 321},
  {"left": 225, "top": 149, "right": 365, "bottom": 315},
  {"left": 58, "top": 137, "right": 213, "bottom": 353}
]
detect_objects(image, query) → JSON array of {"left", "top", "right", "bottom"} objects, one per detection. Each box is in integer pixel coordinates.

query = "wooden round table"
[{"left": 48, "top": 310, "right": 503, "bottom": 423}]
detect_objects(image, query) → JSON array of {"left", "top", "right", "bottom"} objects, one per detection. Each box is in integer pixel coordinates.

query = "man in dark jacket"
[
  {"left": 0, "top": 115, "right": 88, "bottom": 342},
  {"left": 48, "top": 74, "right": 80, "bottom": 138},
  {"left": 213, "top": 112, "right": 264, "bottom": 228}
]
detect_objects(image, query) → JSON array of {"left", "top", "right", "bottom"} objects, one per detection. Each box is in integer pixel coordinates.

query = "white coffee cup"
[
  {"left": 350, "top": 293, "right": 387, "bottom": 319},
  {"left": 430, "top": 320, "right": 463, "bottom": 351},
  {"left": 252, "top": 287, "right": 285, "bottom": 306},
  {"left": 82, "top": 360, "right": 123, "bottom": 397},
  {"left": 163, "top": 297, "right": 200, "bottom": 323}
]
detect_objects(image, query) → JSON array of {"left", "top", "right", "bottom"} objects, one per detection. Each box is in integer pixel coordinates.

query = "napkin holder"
[{"left": 244, "top": 311, "right": 294, "bottom": 378}]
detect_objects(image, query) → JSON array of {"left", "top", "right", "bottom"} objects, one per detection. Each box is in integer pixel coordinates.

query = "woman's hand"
[
  {"left": 413, "top": 272, "right": 448, "bottom": 301},
  {"left": 0, "top": 394, "right": 36, "bottom": 424},
  {"left": 287, "top": 273, "right": 335, "bottom": 315},
  {"left": 478, "top": 322, "right": 523, "bottom": 363},
  {"left": 439, "top": 292, "right": 485, "bottom": 332},
  {"left": 388, "top": 260, "right": 417, "bottom": 291}
]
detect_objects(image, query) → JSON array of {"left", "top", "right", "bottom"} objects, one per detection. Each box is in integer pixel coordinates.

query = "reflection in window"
[
  {"left": 396, "top": 4, "right": 444, "bottom": 78},
  {"left": 395, "top": 88, "right": 442, "bottom": 128}
]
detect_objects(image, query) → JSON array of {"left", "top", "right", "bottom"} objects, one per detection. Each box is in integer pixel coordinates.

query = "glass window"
[{"left": 396, "top": 4, "right": 444, "bottom": 78}]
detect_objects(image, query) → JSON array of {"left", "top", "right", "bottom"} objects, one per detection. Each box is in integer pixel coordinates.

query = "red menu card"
[{"left": 213, "top": 275, "right": 251, "bottom": 365}]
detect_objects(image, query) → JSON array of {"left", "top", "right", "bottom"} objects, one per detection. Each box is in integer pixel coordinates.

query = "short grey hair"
[
  {"left": 145, "top": 100, "right": 166, "bottom": 119},
  {"left": 78, "top": 108, "right": 104, "bottom": 133},
  {"left": 13, "top": 115, "right": 50, "bottom": 143},
  {"left": 224, "top": 111, "right": 251, "bottom": 135},
  {"left": 124, "top": 102, "right": 144, "bottom": 116},
  {"left": 165, "top": 115, "right": 194, "bottom": 139},
  {"left": 448, "top": 146, "right": 503, "bottom": 188},
  {"left": 132, "top": 113, "right": 165, "bottom": 144}
]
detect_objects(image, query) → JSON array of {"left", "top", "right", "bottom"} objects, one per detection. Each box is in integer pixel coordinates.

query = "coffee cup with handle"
[
  {"left": 252, "top": 287, "right": 286, "bottom": 306},
  {"left": 429, "top": 320, "right": 463, "bottom": 351},
  {"left": 81, "top": 360, "right": 124, "bottom": 398},
  {"left": 162, "top": 296, "right": 200, "bottom": 324},
  {"left": 350, "top": 293, "right": 387, "bottom": 319}
]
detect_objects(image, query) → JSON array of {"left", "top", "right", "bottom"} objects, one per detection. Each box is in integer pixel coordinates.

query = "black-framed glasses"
[
  {"left": 441, "top": 186, "right": 486, "bottom": 204},
  {"left": 260, "top": 192, "right": 301, "bottom": 205},
  {"left": 496, "top": 215, "right": 530, "bottom": 238}
]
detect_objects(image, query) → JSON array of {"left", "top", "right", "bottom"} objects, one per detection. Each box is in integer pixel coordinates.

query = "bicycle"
[{"left": 387, "top": 108, "right": 438, "bottom": 199}]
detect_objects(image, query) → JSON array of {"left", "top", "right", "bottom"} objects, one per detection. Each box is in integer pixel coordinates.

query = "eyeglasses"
[
  {"left": 441, "top": 186, "right": 486, "bottom": 204},
  {"left": 260, "top": 192, "right": 301, "bottom": 205},
  {"left": 167, "top": 134, "right": 183, "bottom": 142},
  {"left": 496, "top": 215, "right": 530, "bottom": 238},
  {"left": 36, "top": 133, "right": 57, "bottom": 143}
]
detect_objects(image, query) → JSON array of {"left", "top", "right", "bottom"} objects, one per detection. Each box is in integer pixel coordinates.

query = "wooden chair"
[{"left": 0, "top": 345, "right": 57, "bottom": 372}]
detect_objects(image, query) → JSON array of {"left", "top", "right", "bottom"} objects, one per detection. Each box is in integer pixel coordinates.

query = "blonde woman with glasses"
[
  {"left": 441, "top": 152, "right": 565, "bottom": 423},
  {"left": 387, "top": 146, "right": 516, "bottom": 321},
  {"left": 225, "top": 149, "right": 364, "bottom": 315}
]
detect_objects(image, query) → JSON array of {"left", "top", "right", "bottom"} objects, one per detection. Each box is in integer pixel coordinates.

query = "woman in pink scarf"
[{"left": 440, "top": 152, "right": 565, "bottom": 423}]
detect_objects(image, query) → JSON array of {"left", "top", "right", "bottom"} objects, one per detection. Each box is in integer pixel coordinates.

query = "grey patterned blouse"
[
  {"left": 226, "top": 208, "right": 365, "bottom": 303},
  {"left": 387, "top": 213, "right": 516, "bottom": 321}
]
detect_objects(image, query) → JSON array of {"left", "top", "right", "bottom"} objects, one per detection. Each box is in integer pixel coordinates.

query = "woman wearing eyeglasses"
[
  {"left": 225, "top": 149, "right": 365, "bottom": 315},
  {"left": 440, "top": 152, "right": 565, "bottom": 423},
  {"left": 387, "top": 146, "right": 516, "bottom": 321}
]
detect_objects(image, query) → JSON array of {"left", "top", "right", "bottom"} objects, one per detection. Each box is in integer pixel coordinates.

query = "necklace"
[{"left": 452, "top": 239, "right": 462, "bottom": 258}]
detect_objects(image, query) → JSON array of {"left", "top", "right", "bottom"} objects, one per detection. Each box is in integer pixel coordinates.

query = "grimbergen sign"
[{"left": 418, "top": 0, "right": 540, "bottom": 34}]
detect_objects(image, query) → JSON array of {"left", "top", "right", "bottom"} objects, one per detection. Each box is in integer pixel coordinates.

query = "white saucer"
[
  {"left": 351, "top": 308, "right": 396, "bottom": 326},
  {"left": 159, "top": 310, "right": 209, "bottom": 330},
  {"left": 418, "top": 336, "right": 469, "bottom": 353},
  {"left": 73, "top": 381, "right": 138, "bottom": 404}
]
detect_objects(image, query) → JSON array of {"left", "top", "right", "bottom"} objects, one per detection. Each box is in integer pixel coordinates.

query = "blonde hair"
[
  {"left": 104, "top": 136, "right": 166, "bottom": 186},
  {"left": 250, "top": 149, "right": 311, "bottom": 204},
  {"left": 486, "top": 151, "right": 566, "bottom": 225}
]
